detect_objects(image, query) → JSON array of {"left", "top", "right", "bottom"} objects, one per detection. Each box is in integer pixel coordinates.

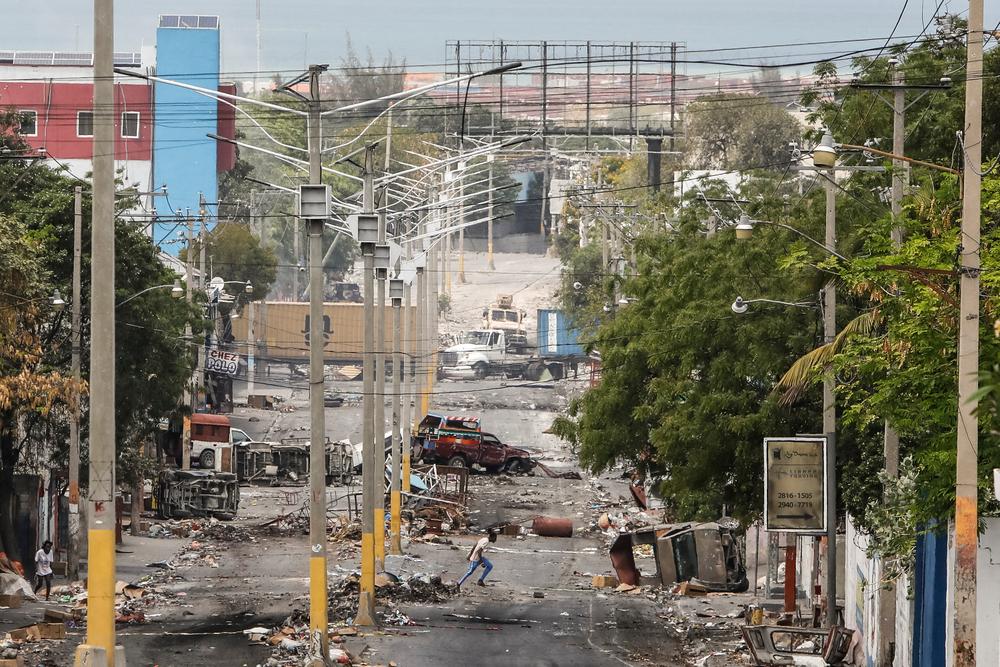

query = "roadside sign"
[
  {"left": 206, "top": 349, "right": 240, "bottom": 376},
  {"left": 763, "top": 437, "right": 827, "bottom": 533}
]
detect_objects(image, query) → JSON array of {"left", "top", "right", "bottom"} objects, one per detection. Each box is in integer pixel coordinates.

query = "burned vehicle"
[
  {"left": 740, "top": 625, "right": 855, "bottom": 666},
  {"left": 610, "top": 521, "right": 748, "bottom": 592},
  {"left": 234, "top": 438, "right": 354, "bottom": 486},
  {"left": 411, "top": 413, "right": 536, "bottom": 473},
  {"left": 155, "top": 470, "right": 239, "bottom": 520}
]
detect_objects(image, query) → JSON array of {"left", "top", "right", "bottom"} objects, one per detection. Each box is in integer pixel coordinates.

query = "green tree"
[
  {"left": 0, "top": 115, "right": 201, "bottom": 557},
  {"left": 683, "top": 93, "right": 802, "bottom": 170},
  {"left": 181, "top": 221, "right": 277, "bottom": 302},
  {"left": 555, "top": 205, "right": 823, "bottom": 522}
]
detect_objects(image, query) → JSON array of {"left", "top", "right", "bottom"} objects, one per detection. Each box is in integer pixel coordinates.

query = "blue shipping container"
[{"left": 536, "top": 309, "right": 584, "bottom": 358}]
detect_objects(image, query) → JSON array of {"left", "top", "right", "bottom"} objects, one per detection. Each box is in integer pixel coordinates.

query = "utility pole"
[
  {"left": 389, "top": 278, "right": 404, "bottom": 555},
  {"left": 954, "top": 1, "right": 983, "bottom": 664},
  {"left": 182, "top": 213, "right": 194, "bottom": 471},
  {"left": 247, "top": 299, "right": 255, "bottom": 398},
  {"left": 374, "top": 111, "right": 393, "bottom": 570},
  {"left": 878, "top": 60, "right": 906, "bottom": 666},
  {"left": 375, "top": 208, "right": 388, "bottom": 571},
  {"left": 457, "top": 152, "right": 466, "bottom": 283},
  {"left": 254, "top": 0, "right": 261, "bottom": 94},
  {"left": 304, "top": 63, "right": 329, "bottom": 664},
  {"left": 823, "top": 174, "right": 838, "bottom": 629},
  {"left": 402, "top": 263, "right": 414, "bottom": 494},
  {"left": 487, "top": 154, "right": 495, "bottom": 271},
  {"left": 68, "top": 186, "right": 82, "bottom": 583},
  {"left": 199, "top": 193, "right": 207, "bottom": 289},
  {"left": 669, "top": 42, "right": 677, "bottom": 156},
  {"left": 74, "top": 0, "right": 119, "bottom": 662},
  {"left": 357, "top": 146, "right": 378, "bottom": 627}
]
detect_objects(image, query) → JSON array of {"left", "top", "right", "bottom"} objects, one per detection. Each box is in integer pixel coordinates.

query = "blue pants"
[{"left": 458, "top": 557, "right": 493, "bottom": 586}]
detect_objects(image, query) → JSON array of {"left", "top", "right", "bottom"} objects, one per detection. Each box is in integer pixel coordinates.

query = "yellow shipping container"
[{"left": 230, "top": 301, "right": 415, "bottom": 363}]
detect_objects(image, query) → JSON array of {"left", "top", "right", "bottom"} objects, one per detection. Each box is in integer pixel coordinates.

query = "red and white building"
[{"left": 0, "top": 51, "right": 154, "bottom": 196}]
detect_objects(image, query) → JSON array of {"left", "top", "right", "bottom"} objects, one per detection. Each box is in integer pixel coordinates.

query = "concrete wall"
[
  {"left": 459, "top": 232, "right": 548, "bottom": 255},
  {"left": 845, "top": 515, "right": 880, "bottom": 667},
  {"left": 153, "top": 23, "right": 219, "bottom": 250},
  {"left": 843, "top": 516, "right": 1000, "bottom": 667},
  {"left": 946, "top": 517, "right": 1000, "bottom": 667}
]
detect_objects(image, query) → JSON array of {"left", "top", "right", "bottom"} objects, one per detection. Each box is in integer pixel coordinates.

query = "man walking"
[
  {"left": 34, "top": 540, "right": 53, "bottom": 601},
  {"left": 458, "top": 530, "right": 497, "bottom": 588}
]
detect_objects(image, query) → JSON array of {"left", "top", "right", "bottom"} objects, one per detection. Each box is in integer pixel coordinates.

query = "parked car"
[{"left": 412, "top": 413, "right": 536, "bottom": 473}]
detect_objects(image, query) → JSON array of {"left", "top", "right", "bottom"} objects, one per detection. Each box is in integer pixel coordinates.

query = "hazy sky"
[{"left": 1, "top": 1, "right": 994, "bottom": 76}]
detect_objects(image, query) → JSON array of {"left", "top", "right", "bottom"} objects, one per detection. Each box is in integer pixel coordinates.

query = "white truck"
[{"left": 439, "top": 328, "right": 584, "bottom": 381}]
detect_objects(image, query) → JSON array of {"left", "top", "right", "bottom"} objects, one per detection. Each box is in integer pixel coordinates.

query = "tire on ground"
[{"left": 447, "top": 455, "right": 467, "bottom": 468}]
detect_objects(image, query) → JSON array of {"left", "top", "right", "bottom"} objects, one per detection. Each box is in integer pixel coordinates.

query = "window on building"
[
  {"left": 76, "top": 111, "right": 94, "bottom": 137},
  {"left": 121, "top": 111, "right": 139, "bottom": 138},
  {"left": 18, "top": 110, "right": 37, "bottom": 136}
]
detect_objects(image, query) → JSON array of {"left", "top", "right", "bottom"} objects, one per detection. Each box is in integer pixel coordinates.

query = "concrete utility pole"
[
  {"left": 198, "top": 193, "right": 207, "bottom": 290},
  {"left": 182, "top": 213, "right": 194, "bottom": 472},
  {"left": 246, "top": 299, "right": 255, "bottom": 398},
  {"left": 457, "top": 152, "right": 467, "bottom": 283},
  {"left": 68, "top": 186, "right": 82, "bottom": 583},
  {"left": 375, "top": 209, "right": 388, "bottom": 571},
  {"left": 402, "top": 267, "right": 414, "bottom": 494},
  {"left": 357, "top": 146, "right": 378, "bottom": 627},
  {"left": 389, "top": 278, "right": 404, "bottom": 554},
  {"left": 822, "top": 174, "right": 838, "bottom": 629},
  {"left": 374, "top": 112, "right": 393, "bottom": 569},
  {"left": 878, "top": 61, "right": 906, "bottom": 666},
  {"left": 305, "top": 63, "right": 329, "bottom": 664},
  {"left": 487, "top": 155, "right": 496, "bottom": 270},
  {"left": 954, "top": 1, "right": 983, "bottom": 663},
  {"left": 74, "top": 0, "right": 120, "bottom": 663}
]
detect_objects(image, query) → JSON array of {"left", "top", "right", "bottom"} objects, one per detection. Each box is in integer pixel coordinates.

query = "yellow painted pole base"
[
  {"left": 358, "top": 531, "right": 376, "bottom": 626},
  {"left": 402, "top": 452, "right": 411, "bottom": 493},
  {"left": 85, "top": 528, "right": 115, "bottom": 658},
  {"left": 74, "top": 644, "right": 126, "bottom": 667},
  {"left": 309, "top": 555, "right": 328, "bottom": 660},
  {"left": 374, "top": 508, "right": 386, "bottom": 570},
  {"left": 389, "top": 490, "right": 402, "bottom": 555}
]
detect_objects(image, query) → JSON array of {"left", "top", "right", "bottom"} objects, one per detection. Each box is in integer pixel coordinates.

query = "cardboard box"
[
  {"left": 0, "top": 592, "right": 23, "bottom": 608},
  {"left": 591, "top": 575, "right": 619, "bottom": 589},
  {"left": 36, "top": 623, "right": 66, "bottom": 640},
  {"left": 8, "top": 625, "right": 40, "bottom": 641}
]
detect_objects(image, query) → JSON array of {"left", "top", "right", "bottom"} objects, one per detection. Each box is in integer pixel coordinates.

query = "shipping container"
[
  {"left": 536, "top": 309, "right": 584, "bottom": 358},
  {"left": 230, "top": 301, "right": 415, "bottom": 363}
]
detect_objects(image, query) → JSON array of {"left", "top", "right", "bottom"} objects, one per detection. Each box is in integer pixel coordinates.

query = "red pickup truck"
[{"left": 412, "top": 413, "right": 535, "bottom": 473}]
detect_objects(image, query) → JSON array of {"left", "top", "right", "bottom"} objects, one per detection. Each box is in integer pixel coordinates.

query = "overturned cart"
[
  {"left": 610, "top": 521, "right": 748, "bottom": 592},
  {"left": 155, "top": 470, "right": 239, "bottom": 520}
]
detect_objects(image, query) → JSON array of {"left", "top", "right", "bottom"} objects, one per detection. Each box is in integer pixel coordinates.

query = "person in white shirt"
[
  {"left": 33, "top": 540, "right": 54, "bottom": 601},
  {"left": 458, "top": 530, "right": 497, "bottom": 588}
]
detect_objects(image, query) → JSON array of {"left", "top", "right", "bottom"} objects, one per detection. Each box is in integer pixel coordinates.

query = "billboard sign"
[
  {"left": 763, "top": 437, "right": 827, "bottom": 533},
  {"left": 206, "top": 349, "right": 240, "bottom": 376}
]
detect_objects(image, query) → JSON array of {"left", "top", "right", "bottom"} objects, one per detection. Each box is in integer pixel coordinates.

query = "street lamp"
[
  {"left": 115, "top": 279, "right": 185, "bottom": 308},
  {"left": 812, "top": 132, "right": 837, "bottom": 169},
  {"left": 731, "top": 296, "right": 816, "bottom": 314},
  {"left": 51, "top": 289, "right": 66, "bottom": 312}
]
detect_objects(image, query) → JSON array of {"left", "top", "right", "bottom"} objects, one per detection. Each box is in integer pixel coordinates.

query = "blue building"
[{"left": 153, "top": 15, "right": 221, "bottom": 250}]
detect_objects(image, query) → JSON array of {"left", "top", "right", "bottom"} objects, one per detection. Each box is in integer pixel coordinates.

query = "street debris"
[{"left": 609, "top": 521, "right": 748, "bottom": 592}]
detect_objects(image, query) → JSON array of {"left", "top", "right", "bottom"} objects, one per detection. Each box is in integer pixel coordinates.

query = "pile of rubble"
[
  {"left": 146, "top": 516, "right": 255, "bottom": 542},
  {"left": 325, "top": 572, "right": 458, "bottom": 623}
]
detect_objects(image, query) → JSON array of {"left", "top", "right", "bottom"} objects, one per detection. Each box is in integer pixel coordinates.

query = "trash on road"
[{"left": 530, "top": 516, "right": 573, "bottom": 537}]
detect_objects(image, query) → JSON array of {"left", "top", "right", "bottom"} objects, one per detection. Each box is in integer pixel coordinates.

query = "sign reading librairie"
[
  {"left": 206, "top": 349, "right": 240, "bottom": 376},
  {"left": 763, "top": 437, "right": 827, "bottom": 533}
]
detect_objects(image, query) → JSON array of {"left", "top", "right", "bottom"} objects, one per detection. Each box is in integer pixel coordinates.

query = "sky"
[{"left": 1, "top": 1, "right": 996, "bottom": 77}]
